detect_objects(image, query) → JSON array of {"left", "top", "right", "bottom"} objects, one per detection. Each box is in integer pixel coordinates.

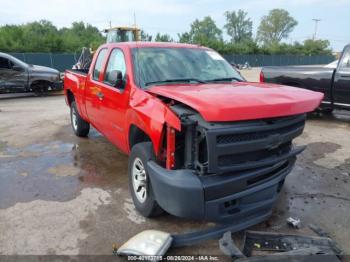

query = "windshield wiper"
[
  {"left": 145, "top": 78, "right": 205, "bottom": 86},
  {"left": 205, "top": 77, "right": 243, "bottom": 83}
]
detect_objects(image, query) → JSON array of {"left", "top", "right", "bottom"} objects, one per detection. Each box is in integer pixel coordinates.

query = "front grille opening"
[
  {"left": 247, "top": 161, "right": 289, "bottom": 186},
  {"left": 217, "top": 132, "right": 268, "bottom": 144},
  {"left": 197, "top": 131, "right": 208, "bottom": 163},
  {"left": 222, "top": 199, "right": 240, "bottom": 215},
  {"left": 277, "top": 179, "right": 285, "bottom": 193},
  {"left": 216, "top": 120, "right": 304, "bottom": 145},
  {"left": 224, "top": 199, "right": 237, "bottom": 208},
  {"left": 173, "top": 129, "right": 186, "bottom": 169},
  {"left": 218, "top": 142, "right": 292, "bottom": 167},
  {"left": 227, "top": 208, "right": 240, "bottom": 215},
  {"left": 197, "top": 113, "right": 305, "bottom": 175}
]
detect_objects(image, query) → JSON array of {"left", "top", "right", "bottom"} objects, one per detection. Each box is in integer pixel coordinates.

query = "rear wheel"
[
  {"left": 70, "top": 101, "right": 90, "bottom": 137},
  {"left": 128, "top": 142, "right": 163, "bottom": 217}
]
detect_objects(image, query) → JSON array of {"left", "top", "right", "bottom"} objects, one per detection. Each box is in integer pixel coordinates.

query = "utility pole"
[
  {"left": 312, "top": 19, "right": 321, "bottom": 40},
  {"left": 133, "top": 12, "right": 137, "bottom": 28}
]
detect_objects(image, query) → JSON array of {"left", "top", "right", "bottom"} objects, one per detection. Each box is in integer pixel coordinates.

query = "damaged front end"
[{"left": 147, "top": 101, "right": 306, "bottom": 223}]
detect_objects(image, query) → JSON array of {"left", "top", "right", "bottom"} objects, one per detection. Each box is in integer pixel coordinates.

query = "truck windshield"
[
  {"left": 132, "top": 47, "right": 244, "bottom": 88},
  {"left": 107, "top": 30, "right": 135, "bottom": 43},
  {"left": 9, "top": 55, "right": 28, "bottom": 68}
]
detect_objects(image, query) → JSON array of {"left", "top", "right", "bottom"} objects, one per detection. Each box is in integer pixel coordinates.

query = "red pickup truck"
[{"left": 64, "top": 42, "right": 322, "bottom": 226}]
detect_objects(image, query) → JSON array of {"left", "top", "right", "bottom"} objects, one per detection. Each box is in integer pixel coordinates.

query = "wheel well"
[
  {"left": 66, "top": 90, "right": 75, "bottom": 106},
  {"left": 30, "top": 80, "right": 53, "bottom": 89},
  {"left": 129, "top": 125, "right": 152, "bottom": 151}
]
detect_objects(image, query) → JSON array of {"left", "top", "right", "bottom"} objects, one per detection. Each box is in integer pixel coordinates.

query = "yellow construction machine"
[{"left": 104, "top": 26, "right": 141, "bottom": 43}]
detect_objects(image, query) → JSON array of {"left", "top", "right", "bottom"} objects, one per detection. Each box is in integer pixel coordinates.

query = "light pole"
[{"left": 312, "top": 19, "right": 321, "bottom": 40}]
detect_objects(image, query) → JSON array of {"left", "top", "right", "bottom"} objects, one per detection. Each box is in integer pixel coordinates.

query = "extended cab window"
[
  {"left": 93, "top": 49, "right": 107, "bottom": 80},
  {"left": 104, "top": 49, "right": 126, "bottom": 88},
  {"left": 0, "top": 57, "right": 11, "bottom": 69}
]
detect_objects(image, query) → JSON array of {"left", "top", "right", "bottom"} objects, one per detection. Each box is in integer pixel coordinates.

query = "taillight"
[{"left": 259, "top": 71, "right": 264, "bottom": 82}]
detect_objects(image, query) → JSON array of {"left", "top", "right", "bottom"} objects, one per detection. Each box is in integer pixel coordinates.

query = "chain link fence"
[
  {"left": 223, "top": 54, "right": 335, "bottom": 67},
  {"left": 9, "top": 52, "right": 78, "bottom": 72},
  {"left": 9, "top": 52, "right": 335, "bottom": 72}
]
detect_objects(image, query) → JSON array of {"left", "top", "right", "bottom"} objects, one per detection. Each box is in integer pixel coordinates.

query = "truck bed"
[
  {"left": 66, "top": 69, "right": 89, "bottom": 76},
  {"left": 261, "top": 66, "right": 335, "bottom": 99}
]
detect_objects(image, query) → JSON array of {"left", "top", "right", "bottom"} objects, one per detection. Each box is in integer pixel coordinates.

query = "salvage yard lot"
[{"left": 0, "top": 69, "right": 349, "bottom": 256}]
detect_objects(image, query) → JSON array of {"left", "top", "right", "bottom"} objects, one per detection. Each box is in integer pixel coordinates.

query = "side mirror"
[{"left": 106, "top": 70, "right": 124, "bottom": 88}]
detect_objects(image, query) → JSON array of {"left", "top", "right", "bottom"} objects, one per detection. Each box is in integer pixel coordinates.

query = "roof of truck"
[{"left": 100, "top": 41, "right": 210, "bottom": 50}]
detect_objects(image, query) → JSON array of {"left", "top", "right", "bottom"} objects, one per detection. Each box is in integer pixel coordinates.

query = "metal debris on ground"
[
  {"left": 219, "top": 230, "right": 342, "bottom": 261},
  {"left": 219, "top": 231, "right": 244, "bottom": 259},
  {"left": 309, "top": 224, "right": 330, "bottom": 238},
  {"left": 286, "top": 217, "right": 301, "bottom": 229}
]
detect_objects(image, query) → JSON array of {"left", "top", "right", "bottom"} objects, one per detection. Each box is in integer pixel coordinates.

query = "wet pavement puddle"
[{"left": 0, "top": 128, "right": 128, "bottom": 209}]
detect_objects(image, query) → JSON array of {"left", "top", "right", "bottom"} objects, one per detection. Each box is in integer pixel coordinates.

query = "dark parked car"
[
  {"left": 0, "top": 52, "right": 62, "bottom": 94},
  {"left": 261, "top": 44, "right": 350, "bottom": 112}
]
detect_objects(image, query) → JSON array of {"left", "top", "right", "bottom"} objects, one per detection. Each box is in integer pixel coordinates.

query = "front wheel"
[
  {"left": 128, "top": 142, "right": 163, "bottom": 217},
  {"left": 70, "top": 101, "right": 90, "bottom": 137}
]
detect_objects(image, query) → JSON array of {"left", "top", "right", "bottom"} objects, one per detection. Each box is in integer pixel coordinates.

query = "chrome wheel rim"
[
  {"left": 72, "top": 107, "right": 78, "bottom": 131},
  {"left": 132, "top": 157, "right": 147, "bottom": 203}
]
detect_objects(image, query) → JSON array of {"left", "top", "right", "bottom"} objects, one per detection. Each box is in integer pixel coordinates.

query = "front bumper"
[
  {"left": 52, "top": 80, "right": 63, "bottom": 90},
  {"left": 147, "top": 155, "right": 297, "bottom": 223}
]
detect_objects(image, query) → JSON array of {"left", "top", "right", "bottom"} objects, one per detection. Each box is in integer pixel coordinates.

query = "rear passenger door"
[
  {"left": 98, "top": 48, "right": 130, "bottom": 151},
  {"left": 85, "top": 48, "right": 108, "bottom": 132},
  {"left": 333, "top": 46, "right": 350, "bottom": 105}
]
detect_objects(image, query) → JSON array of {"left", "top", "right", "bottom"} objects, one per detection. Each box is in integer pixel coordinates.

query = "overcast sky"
[{"left": 1, "top": 0, "right": 349, "bottom": 51}]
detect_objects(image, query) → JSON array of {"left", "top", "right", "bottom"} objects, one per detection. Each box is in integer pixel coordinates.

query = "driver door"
[
  {"left": 98, "top": 48, "right": 129, "bottom": 152},
  {"left": 0, "top": 57, "right": 27, "bottom": 93}
]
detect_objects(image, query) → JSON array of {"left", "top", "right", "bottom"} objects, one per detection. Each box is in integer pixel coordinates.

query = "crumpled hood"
[
  {"left": 29, "top": 65, "right": 59, "bottom": 75},
  {"left": 147, "top": 82, "right": 323, "bottom": 122}
]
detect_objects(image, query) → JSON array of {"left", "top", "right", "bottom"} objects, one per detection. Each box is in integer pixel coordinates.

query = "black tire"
[
  {"left": 128, "top": 142, "right": 163, "bottom": 217},
  {"left": 32, "top": 82, "right": 50, "bottom": 96},
  {"left": 70, "top": 101, "right": 90, "bottom": 137},
  {"left": 321, "top": 108, "right": 334, "bottom": 115}
]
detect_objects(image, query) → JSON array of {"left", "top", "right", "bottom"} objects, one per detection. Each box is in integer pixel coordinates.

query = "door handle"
[
  {"left": 340, "top": 75, "right": 350, "bottom": 78},
  {"left": 96, "top": 92, "right": 104, "bottom": 100}
]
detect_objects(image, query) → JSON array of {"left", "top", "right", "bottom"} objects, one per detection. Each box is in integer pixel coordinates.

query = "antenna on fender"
[{"left": 134, "top": 12, "right": 142, "bottom": 88}]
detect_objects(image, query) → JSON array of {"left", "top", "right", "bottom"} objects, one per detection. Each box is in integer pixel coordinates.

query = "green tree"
[
  {"left": 140, "top": 30, "right": 152, "bottom": 41},
  {"left": 191, "top": 16, "right": 222, "bottom": 44},
  {"left": 180, "top": 16, "right": 222, "bottom": 46},
  {"left": 257, "top": 9, "right": 297, "bottom": 45},
  {"left": 59, "top": 22, "right": 104, "bottom": 52},
  {"left": 0, "top": 19, "right": 333, "bottom": 56},
  {"left": 0, "top": 20, "right": 104, "bottom": 52},
  {"left": 224, "top": 9, "right": 252, "bottom": 43},
  {"left": 21, "top": 20, "right": 63, "bottom": 52},
  {"left": 221, "top": 39, "right": 260, "bottom": 54},
  {"left": 0, "top": 25, "right": 25, "bottom": 52},
  {"left": 178, "top": 32, "right": 191, "bottom": 43},
  {"left": 154, "top": 33, "right": 173, "bottom": 42},
  {"left": 302, "top": 39, "right": 332, "bottom": 55}
]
